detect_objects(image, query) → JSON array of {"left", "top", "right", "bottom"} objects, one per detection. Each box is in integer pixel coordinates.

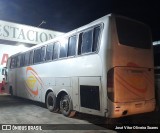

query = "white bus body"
[{"left": 4, "top": 14, "right": 155, "bottom": 118}]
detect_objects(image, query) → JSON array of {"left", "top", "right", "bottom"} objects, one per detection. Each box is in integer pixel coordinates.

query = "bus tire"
[
  {"left": 46, "top": 92, "right": 57, "bottom": 112},
  {"left": 60, "top": 94, "right": 74, "bottom": 117}
]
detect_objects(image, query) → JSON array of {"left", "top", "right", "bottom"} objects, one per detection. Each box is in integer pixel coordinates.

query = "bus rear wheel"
[
  {"left": 46, "top": 92, "right": 57, "bottom": 112},
  {"left": 60, "top": 94, "right": 74, "bottom": 117}
]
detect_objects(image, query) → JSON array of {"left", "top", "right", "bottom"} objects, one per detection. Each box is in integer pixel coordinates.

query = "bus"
[{"left": 2, "top": 14, "right": 155, "bottom": 118}]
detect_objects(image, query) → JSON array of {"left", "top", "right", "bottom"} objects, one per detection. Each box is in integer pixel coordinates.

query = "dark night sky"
[{"left": 0, "top": 0, "right": 160, "bottom": 41}]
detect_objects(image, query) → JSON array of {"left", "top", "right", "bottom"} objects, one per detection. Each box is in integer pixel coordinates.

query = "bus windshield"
[{"left": 115, "top": 17, "right": 151, "bottom": 49}]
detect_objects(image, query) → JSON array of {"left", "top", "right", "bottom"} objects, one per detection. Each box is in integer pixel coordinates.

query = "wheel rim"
[{"left": 61, "top": 98, "right": 69, "bottom": 112}]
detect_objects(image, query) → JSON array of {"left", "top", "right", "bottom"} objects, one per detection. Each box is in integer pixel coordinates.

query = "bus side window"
[
  {"left": 24, "top": 52, "right": 30, "bottom": 66},
  {"left": 10, "top": 57, "right": 16, "bottom": 69},
  {"left": 46, "top": 44, "right": 53, "bottom": 61},
  {"left": 78, "top": 26, "right": 101, "bottom": 55},
  {"left": 60, "top": 38, "right": 68, "bottom": 58},
  {"left": 41, "top": 46, "right": 46, "bottom": 62},
  {"left": 16, "top": 55, "right": 21, "bottom": 67},
  {"left": 68, "top": 36, "right": 77, "bottom": 57},
  {"left": 81, "top": 29, "right": 93, "bottom": 54},
  {"left": 78, "top": 33, "right": 82, "bottom": 55},
  {"left": 34, "top": 48, "right": 41, "bottom": 64},
  {"left": 93, "top": 26, "right": 101, "bottom": 52},
  {"left": 53, "top": 42, "right": 60, "bottom": 60},
  {"left": 10, "top": 58, "right": 13, "bottom": 68},
  {"left": 20, "top": 54, "right": 25, "bottom": 67},
  {"left": 29, "top": 51, "right": 34, "bottom": 65},
  {"left": 78, "top": 29, "right": 93, "bottom": 55}
]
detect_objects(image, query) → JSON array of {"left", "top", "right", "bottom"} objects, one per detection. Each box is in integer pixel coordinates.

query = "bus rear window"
[{"left": 115, "top": 17, "right": 151, "bottom": 49}]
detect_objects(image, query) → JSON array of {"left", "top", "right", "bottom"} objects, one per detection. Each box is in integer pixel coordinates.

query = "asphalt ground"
[
  {"left": 0, "top": 94, "right": 159, "bottom": 133},
  {"left": 0, "top": 94, "right": 116, "bottom": 133}
]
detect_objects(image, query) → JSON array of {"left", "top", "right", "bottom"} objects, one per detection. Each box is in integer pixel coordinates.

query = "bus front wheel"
[
  {"left": 46, "top": 92, "right": 57, "bottom": 112},
  {"left": 60, "top": 94, "right": 74, "bottom": 117}
]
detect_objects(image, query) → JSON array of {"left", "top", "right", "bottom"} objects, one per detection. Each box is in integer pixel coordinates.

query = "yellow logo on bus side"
[
  {"left": 26, "top": 76, "right": 37, "bottom": 89},
  {"left": 25, "top": 67, "right": 43, "bottom": 96}
]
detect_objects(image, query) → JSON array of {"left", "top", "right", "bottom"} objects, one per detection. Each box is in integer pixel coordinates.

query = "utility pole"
[{"left": 38, "top": 20, "right": 46, "bottom": 27}]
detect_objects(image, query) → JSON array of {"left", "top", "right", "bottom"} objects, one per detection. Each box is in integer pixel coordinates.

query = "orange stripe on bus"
[
  {"left": 25, "top": 82, "right": 38, "bottom": 96},
  {"left": 116, "top": 72, "right": 147, "bottom": 93},
  {"left": 115, "top": 77, "right": 142, "bottom": 98},
  {"left": 26, "top": 67, "right": 43, "bottom": 83},
  {"left": 30, "top": 71, "right": 43, "bottom": 86}
]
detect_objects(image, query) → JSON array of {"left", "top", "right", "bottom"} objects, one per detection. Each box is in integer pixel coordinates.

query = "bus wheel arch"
[{"left": 45, "top": 90, "right": 58, "bottom": 112}]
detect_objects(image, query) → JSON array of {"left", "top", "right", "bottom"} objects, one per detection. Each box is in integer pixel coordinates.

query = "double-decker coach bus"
[{"left": 2, "top": 14, "right": 155, "bottom": 118}]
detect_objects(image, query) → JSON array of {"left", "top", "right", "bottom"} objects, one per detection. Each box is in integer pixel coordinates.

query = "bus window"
[
  {"left": 81, "top": 29, "right": 93, "bottom": 54},
  {"left": 68, "top": 36, "right": 77, "bottom": 57},
  {"left": 24, "top": 52, "right": 30, "bottom": 66},
  {"left": 10, "top": 57, "right": 16, "bottom": 69},
  {"left": 16, "top": 55, "right": 21, "bottom": 67},
  {"left": 116, "top": 17, "right": 151, "bottom": 49},
  {"left": 46, "top": 44, "right": 53, "bottom": 61},
  {"left": 53, "top": 42, "right": 60, "bottom": 60},
  {"left": 78, "top": 33, "right": 82, "bottom": 54},
  {"left": 78, "top": 27, "right": 100, "bottom": 55},
  {"left": 29, "top": 51, "right": 33, "bottom": 65},
  {"left": 41, "top": 46, "right": 46, "bottom": 62},
  {"left": 93, "top": 26, "right": 100, "bottom": 52},
  {"left": 34, "top": 48, "right": 41, "bottom": 64},
  {"left": 20, "top": 54, "right": 25, "bottom": 67},
  {"left": 60, "top": 38, "right": 68, "bottom": 58}
]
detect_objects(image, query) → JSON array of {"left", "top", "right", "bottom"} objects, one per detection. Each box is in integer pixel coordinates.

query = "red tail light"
[{"left": 107, "top": 68, "right": 114, "bottom": 102}]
